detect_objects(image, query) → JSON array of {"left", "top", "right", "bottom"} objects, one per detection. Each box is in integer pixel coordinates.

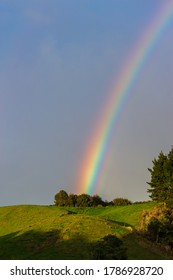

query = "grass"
[
  {"left": 67, "top": 201, "right": 157, "bottom": 227},
  {"left": 0, "top": 202, "right": 172, "bottom": 259}
]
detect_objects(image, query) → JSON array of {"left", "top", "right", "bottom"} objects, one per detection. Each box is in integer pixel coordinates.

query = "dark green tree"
[
  {"left": 92, "top": 194, "right": 105, "bottom": 206},
  {"left": 147, "top": 148, "right": 173, "bottom": 205},
  {"left": 165, "top": 148, "right": 173, "bottom": 207},
  {"left": 54, "top": 190, "right": 69, "bottom": 206},
  {"left": 67, "top": 193, "right": 77, "bottom": 207},
  {"left": 76, "top": 194, "right": 93, "bottom": 207}
]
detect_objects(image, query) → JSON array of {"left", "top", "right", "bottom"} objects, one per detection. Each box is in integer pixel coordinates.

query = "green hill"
[{"left": 0, "top": 202, "right": 172, "bottom": 259}]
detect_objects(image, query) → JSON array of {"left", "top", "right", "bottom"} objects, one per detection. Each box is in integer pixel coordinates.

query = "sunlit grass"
[{"left": 0, "top": 202, "right": 171, "bottom": 260}]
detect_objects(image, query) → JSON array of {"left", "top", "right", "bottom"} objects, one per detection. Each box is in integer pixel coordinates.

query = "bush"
[
  {"left": 147, "top": 217, "right": 161, "bottom": 242},
  {"left": 140, "top": 204, "right": 173, "bottom": 249},
  {"left": 112, "top": 198, "right": 132, "bottom": 206},
  {"left": 91, "top": 234, "right": 127, "bottom": 260}
]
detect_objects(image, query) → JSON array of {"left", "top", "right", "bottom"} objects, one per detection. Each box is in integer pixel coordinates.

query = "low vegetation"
[{"left": 140, "top": 203, "right": 173, "bottom": 251}]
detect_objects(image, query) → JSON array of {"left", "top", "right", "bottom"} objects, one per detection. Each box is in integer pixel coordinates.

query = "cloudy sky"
[{"left": 0, "top": 0, "right": 173, "bottom": 206}]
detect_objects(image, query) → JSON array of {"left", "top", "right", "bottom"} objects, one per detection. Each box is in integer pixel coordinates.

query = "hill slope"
[{"left": 0, "top": 203, "right": 171, "bottom": 259}]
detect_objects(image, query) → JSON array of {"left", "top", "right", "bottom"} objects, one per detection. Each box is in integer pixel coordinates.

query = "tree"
[
  {"left": 92, "top": 194, "right": 105, "bottom": 206},
  {"left": 76, "top": 194, "right": 93, "bottom": 207},
  {"left": 54, "top": 190, "right": 69, "bottom": 206},
  {"left": 147, "top": 147, "right": 173, "bottom": 205},
  {"left": 67, "top": 193, "right": 77, "bottom": 207}
]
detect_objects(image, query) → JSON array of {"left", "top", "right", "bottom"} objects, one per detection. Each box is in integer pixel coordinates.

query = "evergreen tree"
[
  {"left": 165, "top": 147, "right": 173, "bottom": 206},
  {"left": 147, "top": 147, "right": 173, "bottom": 205}
]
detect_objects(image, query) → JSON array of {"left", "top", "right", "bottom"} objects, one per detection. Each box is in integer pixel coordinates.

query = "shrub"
[
  {"left": 140, "top": 204, "right": 173, "bottom": 249},
  {"left": 91, "top": 234, "right": 127, "bottom": 260},
  {"left": 147, "top": 217, "right": 161, "bottom": 242},
  {"left": 112, "top": 198, "right": 132, "bottom": 206}
]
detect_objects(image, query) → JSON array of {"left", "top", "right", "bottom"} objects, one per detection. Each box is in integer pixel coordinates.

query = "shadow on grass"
[
  {"left": 0, "top": 229, "right": 171, "bottom": 260},
  {"left": 105, "top": 219, "right": 133, "bottom": 228},
  {"left": 0, "top": 229, "right": 127, "bottom": 260},
  {"left": 0, "top": 229, "right": 61, "bottom": 259},
  {"left": 0, "top": 229, "right": 95, "bottom": 260},
  {"left": 123, "top": 232, "right": 173, "bottom": 260}
]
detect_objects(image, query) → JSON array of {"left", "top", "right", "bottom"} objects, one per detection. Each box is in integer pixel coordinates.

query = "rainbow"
[{"left": 76, "top": 1, "right": 173, "bottom": 195}]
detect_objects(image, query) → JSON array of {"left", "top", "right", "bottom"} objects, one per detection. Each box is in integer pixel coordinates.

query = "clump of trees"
[
  {"left": 54, "top": 190, "right": 106, "bottom": 207},
  {"left": 54, "top": 190, "right": 132, "bottom": 207}
]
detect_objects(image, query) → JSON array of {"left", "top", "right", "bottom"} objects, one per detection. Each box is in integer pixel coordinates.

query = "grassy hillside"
[
  {"left": 0, "top": 202, "right": 172, "bottom": 260},
  {"left": 65, "top": 201, "right": 158, "bottom": 227}
]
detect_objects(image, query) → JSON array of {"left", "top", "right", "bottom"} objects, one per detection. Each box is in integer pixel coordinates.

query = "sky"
[{"left": 0, "top": 0, "right": 173, "bottom": 206}]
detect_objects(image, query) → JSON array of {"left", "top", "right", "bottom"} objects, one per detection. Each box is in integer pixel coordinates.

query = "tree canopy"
[
  {"left": 147, "top": 147, "right": 173, "bottom": 206},
  {"left": 54, "top": 190, "right": 106, "bottom": 207},
  {"left": 54, "top": 190, "right": 69, "bottom": 206},
  {"left": 54, "top": 189, "right": 134, "bottom": 207}
]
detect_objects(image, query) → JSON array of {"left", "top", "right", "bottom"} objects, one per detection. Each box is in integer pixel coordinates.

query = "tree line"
[{"left": 54, "top": 190, "right": 132, "bottom": 207}]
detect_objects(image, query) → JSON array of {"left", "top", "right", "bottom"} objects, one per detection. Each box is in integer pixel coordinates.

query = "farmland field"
[{"left": 0, "top": 202, "right": 172, "bottom": 259}]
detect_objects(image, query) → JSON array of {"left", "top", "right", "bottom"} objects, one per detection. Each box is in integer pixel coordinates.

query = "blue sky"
[{"left": 0, "top": 0, "right": 173, "bottom": 205}]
